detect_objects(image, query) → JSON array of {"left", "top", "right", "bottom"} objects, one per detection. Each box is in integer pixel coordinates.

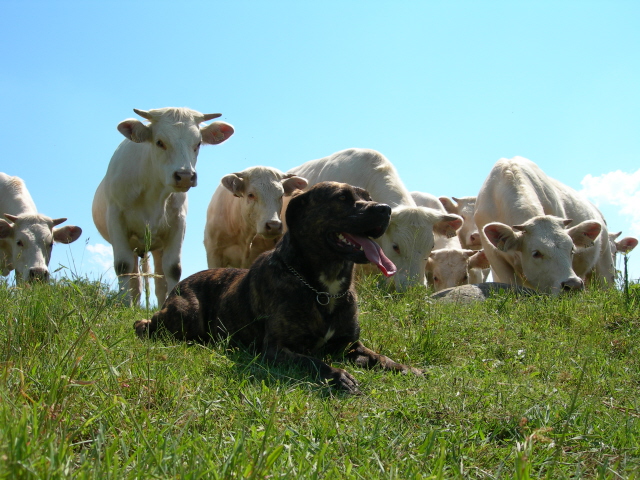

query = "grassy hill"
[{"left": 0, "top": 275, "right": 639, "bottom": 479}]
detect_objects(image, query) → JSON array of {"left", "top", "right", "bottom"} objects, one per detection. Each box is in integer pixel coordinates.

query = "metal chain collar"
[{"left": 283, "top": 261, "right": 349, "bottom": 306}]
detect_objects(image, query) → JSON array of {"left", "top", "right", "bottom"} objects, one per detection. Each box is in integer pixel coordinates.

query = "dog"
[{"left": 134, "top": 181, "right": 423, "bottom": 394}]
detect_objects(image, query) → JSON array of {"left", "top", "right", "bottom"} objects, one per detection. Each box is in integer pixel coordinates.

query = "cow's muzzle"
[{"left": 174, "top": 170, "right": 197, "bottom": 189}]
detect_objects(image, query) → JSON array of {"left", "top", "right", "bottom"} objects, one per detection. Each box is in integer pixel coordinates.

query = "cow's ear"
[
  {"left": 201, "top": 121, "right": 234, "bottom": 145},
  {"left": 221, "top": 174, "right": 245, "bottom": 197},
  {"left": 53, "top": 225, "right": 82, "bottom": 244},
  {"left": 484, "top": 223, "right": 521, "bottom": 252},
  {"left": 433, "top": 214, "right": 463, "bottom": 238},
  {"left": 616, "top": 236, "right": 638, "bottom": 253},
  {"left": 0, "top": 219, "right": 13, "bottom": 239},
  {"left": 469, "top": 250, "right": 490, "bottom": 269},
  {"left": 282, "top": 175, "right": 308, "bottom": 195},
  {"left": 568, "top": 220, "right": 602, "bottom": 249},
  {"left": 117, "top": 119, "right": 151, "bottom": 143},
  {"left": 439, "top": 196, "right": 458, "bottom": 214}
]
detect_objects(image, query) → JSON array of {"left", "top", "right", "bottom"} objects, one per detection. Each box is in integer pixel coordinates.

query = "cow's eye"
[
  {"left": 392, "top": 243, "right": 400, "bottom": 254},
  {"left": 532, "top": 250, "right": 543, "bottom": 259},
  {"left": 247, "top": 193, "right": 255, "bottom": 200},
  {"left": 156, "top": 140, "right": 166, "bottom": 150},
  {"left": 194, "top": 142, "right": 201, "bottom": 152},
  {"left": 433, "top": 276, "right": 439, "bottom": 282},
  {"left": 463, "top": 274, "right": 468, "bottom": 281},
  {"left": 17, "top": 240, "right": 23, "bottom": 247},
  {"left": 339, "top": 195, "right": 346, "bottom": 201}
]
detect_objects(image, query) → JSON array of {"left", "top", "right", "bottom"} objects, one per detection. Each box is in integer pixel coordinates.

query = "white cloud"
[
  {"left": 86, "top": 243, "right": 116, "bottom": 280},
  {"left": 580, "top": 169, "right": 640, "bottom": 237}
]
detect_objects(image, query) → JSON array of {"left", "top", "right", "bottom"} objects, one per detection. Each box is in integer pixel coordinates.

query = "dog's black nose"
[{"left": 371, "top": 203, "right": 392, "bottom": 216}]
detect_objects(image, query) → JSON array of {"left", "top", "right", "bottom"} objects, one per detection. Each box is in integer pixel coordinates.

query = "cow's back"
[
  {"left": 288, "top": 148, "right": 415, "bottom": 207},
  {"left": 0, "top": 173, "right": 37, "bottom": 216},
  {"left": 475, "top": 157, "right": 568, "bottom": 228}
]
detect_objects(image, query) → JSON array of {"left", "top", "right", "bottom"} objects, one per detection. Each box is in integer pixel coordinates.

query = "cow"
[
  {"left": 474, "top": 157, "right": 613, "bottom": 294},
  {"left": 0, "top": 172, "right": 82, "bottom": 282},
  {"left": 204, "top": 166, "right": 308, "bottom": 268},
  {"left": 411, "top": 191, "right": 490, "bottom": 290},
  {"left": 425, "top": 248, "right": 490, "bottom": 291},
  {"left": 284, "top": 148, "right": 462, "bottom": 291},
  {"left": 438, "top": 196, "right": 482, "bottom": 250},
  {"left": 92, "top": 107, "right": 234, "bottom": 305}
]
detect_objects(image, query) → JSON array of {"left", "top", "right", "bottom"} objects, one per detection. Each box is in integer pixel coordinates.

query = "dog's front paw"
[
  {"left": 327, "top": 368, "right": 360, "bottom": 394},
  {"left": 134, "top": 319, "right": 152, "bottom": 338}
]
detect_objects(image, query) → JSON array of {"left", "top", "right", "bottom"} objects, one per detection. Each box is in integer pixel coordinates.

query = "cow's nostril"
[{"left": 29, "top": 268, "right": 49, "bottom": 282}]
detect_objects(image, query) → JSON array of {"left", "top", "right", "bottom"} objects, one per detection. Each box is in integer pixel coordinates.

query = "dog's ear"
[
  {"left": 285, "top": 189, "right": 309, "bottom": 228},
  {"left": 353, "top": 186, "right": 372, "bottom": 202}
]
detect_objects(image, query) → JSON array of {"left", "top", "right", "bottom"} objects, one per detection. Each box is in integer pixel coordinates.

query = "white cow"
[
  {"left": 475, "top": 157, "right": 612, "bottom": 294},
  {"left": 426, "top": 248, "right": 490, "bottom": 291},
  {"left": 609, "top": 231, "right": 638, "bottom": 268},
  {"left": 0, "top": 173, "right": 82, "bottom": 281},
  {"left": 285, "top": 149, "right": 462, "bottom": 291},
  {"left": 411, "top": 191, "right": 489, "bottom": 290},
  {"left": 92, "top": 107, "right": 234, "bottom": 305},
  {"left": 439, "top": 196, "right": 482, "bottom": 250},
  {"left": 204, "top": 166, "right": 308, "bottom": 268}
]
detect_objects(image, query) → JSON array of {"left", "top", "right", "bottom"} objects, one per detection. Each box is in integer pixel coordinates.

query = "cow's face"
[
  {"left": 440, "top": 196, "right": 481, "bottom": 250},
  {"left": 222, "top": 169, "right": 308, "bottom": 239},
  {"left": 426, "top": 248, "right": 488, "bottom": 291},
  {"left": 376, "top": 206, "right": 463, "bottom": 292},
  {"left": 0, "top": 214, "right": 82, "bottom": 282},
  {"left": 117, "top": 108, "right": 234, "bottom": 192},
  {"left": 484, "top": 215, "right": 601, "bottom": 294}
]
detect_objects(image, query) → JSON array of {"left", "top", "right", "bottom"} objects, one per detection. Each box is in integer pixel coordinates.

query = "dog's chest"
[{"left": 313, "top": 326, "right": 336, "bottom": 350}]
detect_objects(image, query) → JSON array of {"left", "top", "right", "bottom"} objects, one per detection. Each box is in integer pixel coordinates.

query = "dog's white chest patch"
[
  {"left": 319, "top": 274, "right": 344, "bottom": 295},
  {"left": 315, "top": 326, "right": 336, "bottom": 349}
]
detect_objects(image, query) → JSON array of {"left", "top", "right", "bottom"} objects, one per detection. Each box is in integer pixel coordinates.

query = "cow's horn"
[
  {"left": 4, "top": 214, "right": 18, "bottom": 223},
  {"left": 202, "top": 113, "right": 222, "bottom": 121},
  {"left": 133, "top": 109, "right": 152, "bottom": 120}
]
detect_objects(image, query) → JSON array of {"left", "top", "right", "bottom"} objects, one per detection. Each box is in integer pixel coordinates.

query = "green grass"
[{"left": 1, "top": 275, "right": 639, "bottom": 479}]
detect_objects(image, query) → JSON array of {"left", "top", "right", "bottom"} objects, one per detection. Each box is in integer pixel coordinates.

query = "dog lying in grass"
[{"left": 134, "top": 181, "right": 423, "bottom": 393}]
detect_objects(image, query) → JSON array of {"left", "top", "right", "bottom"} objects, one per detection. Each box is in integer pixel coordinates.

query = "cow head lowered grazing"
[
  {"left": 92, "top": 107, "right": 234, "bottom": 306},
  {"left": 483, "top": 216, "right": 602, "bottom": 294},
  {"left": 0, "top": 173, "right": 82, "bottom": 283},
  {"left": 0, "top": 214, "right": 82, "bottom": 282},
  {"left": 374, "top": 206, "right": 463, "bottom": 291}
]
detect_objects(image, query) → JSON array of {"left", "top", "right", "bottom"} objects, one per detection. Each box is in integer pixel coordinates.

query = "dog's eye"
[
  {"left": 339, "top": 195, "right": 346, "bottom": 201},
  {"left": 392, "top": 243, "right": 400, "bottom": 254}
]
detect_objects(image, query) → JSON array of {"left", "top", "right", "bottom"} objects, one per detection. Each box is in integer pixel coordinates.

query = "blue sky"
[{"left": 1, "top": 1, "right": 639, "bottom": 296}]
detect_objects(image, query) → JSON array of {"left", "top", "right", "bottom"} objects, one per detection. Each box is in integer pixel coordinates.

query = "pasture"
[{"left": 0, "top": 273, "right": 639, "bottom": 479}]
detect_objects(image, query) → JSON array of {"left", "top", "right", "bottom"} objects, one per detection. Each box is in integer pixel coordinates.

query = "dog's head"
[{"left": 285, "top": 181, "right": 396, "bottom": 276}]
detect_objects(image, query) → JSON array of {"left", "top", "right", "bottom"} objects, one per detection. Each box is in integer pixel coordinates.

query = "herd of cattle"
[{"left": 1, "top": 106, "right": 637, "bottom": 305}]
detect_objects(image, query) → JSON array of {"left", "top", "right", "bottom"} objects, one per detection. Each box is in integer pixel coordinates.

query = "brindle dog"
[{"left": 134, "top": 181, "right": 422, "bottom": 393}]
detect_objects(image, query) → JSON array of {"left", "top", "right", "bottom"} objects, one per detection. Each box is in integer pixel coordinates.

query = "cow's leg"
[
  {"left": 157, "top": 219, "right": 186, "bottom": 305},
  {"left": 112, "top": 245, "right": 139, "bottom": 305},
  {"left": 151, "top": 249, "right": 168, "bottom": 304},
  {"left": 106, "top": 206, "right": 139, "bottom": 305}
]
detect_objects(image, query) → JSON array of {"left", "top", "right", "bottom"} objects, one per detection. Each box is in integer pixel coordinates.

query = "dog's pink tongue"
[{"left": 342, "top": 233, "right": 397, "bottom": 277}]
